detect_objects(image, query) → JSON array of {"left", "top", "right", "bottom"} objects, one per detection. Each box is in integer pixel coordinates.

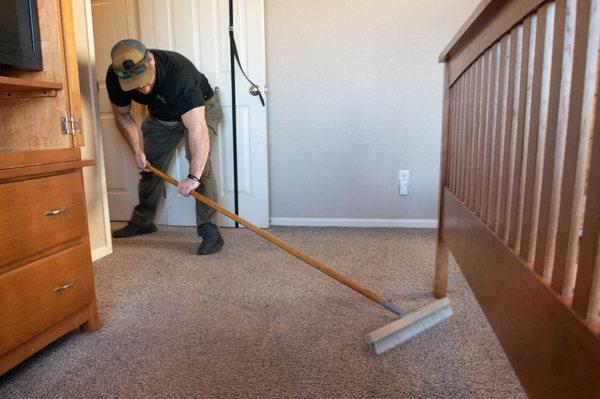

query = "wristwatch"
[{"left": 187, "top": 173, "right": 200, "bottom": 182}]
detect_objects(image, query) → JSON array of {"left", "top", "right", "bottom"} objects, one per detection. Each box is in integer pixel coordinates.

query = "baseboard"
[
  {"left": 269, "top": 217, "right": 438, "bottom": 228},
  {"left": 91, "top": 245, "right": 113, "bottom": 262}
]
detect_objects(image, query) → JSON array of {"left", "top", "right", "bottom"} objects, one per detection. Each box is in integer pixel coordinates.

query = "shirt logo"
[{"left": 156, "top": 94, "right": 167, "bottom": 104}]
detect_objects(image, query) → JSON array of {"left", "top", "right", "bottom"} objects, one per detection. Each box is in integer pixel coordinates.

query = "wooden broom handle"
[{"left": 147, "top": 164, "right": 388, "bottom": 306}]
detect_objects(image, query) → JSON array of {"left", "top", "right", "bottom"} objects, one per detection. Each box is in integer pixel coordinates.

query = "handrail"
[
  {"left": 439, "top": 0, "right": 549, "bottom": 84},
  {"left": 438, "top": 0, "right": 497, "bottom": 62}
]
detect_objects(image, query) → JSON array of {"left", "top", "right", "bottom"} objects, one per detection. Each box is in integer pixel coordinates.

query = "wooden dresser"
[{"left": 0, "top": 0, "right": 101, "bottom": 376}]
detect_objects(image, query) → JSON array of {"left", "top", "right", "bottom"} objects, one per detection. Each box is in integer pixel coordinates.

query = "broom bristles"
[{"left": 366, "top": 297, "right": 452, "bottom": 355}]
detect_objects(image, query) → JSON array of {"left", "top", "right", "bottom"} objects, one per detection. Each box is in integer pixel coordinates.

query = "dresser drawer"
[
  {"left": 0, "top": 243, "right": 94, "bottom": 355},
  {"left": 0, "top": 171, "right": 87, "bottom": 267}
]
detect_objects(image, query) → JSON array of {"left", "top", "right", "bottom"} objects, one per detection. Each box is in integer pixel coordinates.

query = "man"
[{"left": 107, "top": 39, "right": 224, "bottom": 255}]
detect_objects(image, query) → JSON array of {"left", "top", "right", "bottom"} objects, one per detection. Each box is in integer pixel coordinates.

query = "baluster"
[
  {"left": 533, "top": 0, "right": 567, "bottom": 277},
  {"left": 520, "top": 5, "right": 549, "bottom": 262}
]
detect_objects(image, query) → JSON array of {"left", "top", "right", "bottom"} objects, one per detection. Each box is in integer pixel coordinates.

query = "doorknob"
[
  {"left": 250, "top": 85, "right": 268, "bottom": 95},
  {"left": 248, "top": 84, "right": 265, "bottom": 106}
]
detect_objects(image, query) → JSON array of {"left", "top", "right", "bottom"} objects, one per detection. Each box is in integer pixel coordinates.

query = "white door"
[
  {"left": 138, "top": 0, "right": 270, "bottom": 228},
  {"left": 91, "top": 0, "right": 142, "bottom": 221}
]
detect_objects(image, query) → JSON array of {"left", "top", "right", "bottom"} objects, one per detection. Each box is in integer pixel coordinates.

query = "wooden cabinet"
[{"left": 0, "top": 0, "right": 100, "bottom": 376}]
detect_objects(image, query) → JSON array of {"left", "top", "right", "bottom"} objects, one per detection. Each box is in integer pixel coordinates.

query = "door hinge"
[{"left": 61, "top": 116, "right": 81, "bottom": 136}]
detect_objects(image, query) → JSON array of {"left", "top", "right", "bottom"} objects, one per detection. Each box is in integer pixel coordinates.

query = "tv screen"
[{"left": 0, "top": 0, "right": 42, "bottom": 71}]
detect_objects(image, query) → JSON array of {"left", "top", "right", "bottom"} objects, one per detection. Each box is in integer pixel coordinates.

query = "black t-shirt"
[{"left": 106, "top": 50, "right": 213, "bottom": 121}]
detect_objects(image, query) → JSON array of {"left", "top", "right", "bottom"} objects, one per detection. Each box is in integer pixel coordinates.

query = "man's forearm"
[
  {"left": 187, "top": 126, "right": 210, "bottom": 178},
  {"left": 115, "top": 113, "right": 143, "bottom": 155}
]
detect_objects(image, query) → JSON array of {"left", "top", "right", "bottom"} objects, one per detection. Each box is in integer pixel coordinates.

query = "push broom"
[{"left": 148, "top": 165, "right": 452, "bottom": 354}]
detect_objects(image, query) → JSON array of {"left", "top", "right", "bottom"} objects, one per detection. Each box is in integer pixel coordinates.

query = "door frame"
[{"left": 72, "top": 0, "right": 115, "bottom": 260}]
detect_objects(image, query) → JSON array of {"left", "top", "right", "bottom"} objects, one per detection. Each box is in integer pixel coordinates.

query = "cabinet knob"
[
  {"left": 44, "top": 206, "right": 68, "bottom": 216},
  {"left": 54, "top": 278, "right": 76, "bottom": 292}
]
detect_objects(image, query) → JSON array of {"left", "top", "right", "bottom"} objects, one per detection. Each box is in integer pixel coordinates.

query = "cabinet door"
[{"left": 0, "top": 0, "right": 83, "bottom": 151}]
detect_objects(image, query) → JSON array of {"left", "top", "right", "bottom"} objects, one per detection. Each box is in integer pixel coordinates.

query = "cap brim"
[{"left": 118, "top": 68, "right": 154, "bottom": 91}]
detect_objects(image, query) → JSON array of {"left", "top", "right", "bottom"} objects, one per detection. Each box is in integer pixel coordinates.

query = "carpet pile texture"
[{"left": 0, "top": 226, "right": 525, "bottom": 398}]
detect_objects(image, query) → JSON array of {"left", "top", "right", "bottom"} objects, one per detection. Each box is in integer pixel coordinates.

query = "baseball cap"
[{"left": 110, "top": 39, "right": 155, "bottom": 91}]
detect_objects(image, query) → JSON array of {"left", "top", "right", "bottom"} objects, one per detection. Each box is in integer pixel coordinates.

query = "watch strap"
[{"left": 187, "top": 173, "right": 200, "bottom": 182}]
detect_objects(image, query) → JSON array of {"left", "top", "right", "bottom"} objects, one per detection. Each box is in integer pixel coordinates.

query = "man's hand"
[
  {"left": 177, "top": 177, "right": 200, "bottom": 197},
  {"left": 134, "top": 151, "right": 150, "bottom": 172}
]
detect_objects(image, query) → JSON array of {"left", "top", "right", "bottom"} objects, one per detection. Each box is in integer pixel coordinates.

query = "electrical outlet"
[
  {"left": 399, "top": 180, "right": 409, "bottom": 196},
  {"left": 399, "top": 169, "right": 410, "bottom": 181}
]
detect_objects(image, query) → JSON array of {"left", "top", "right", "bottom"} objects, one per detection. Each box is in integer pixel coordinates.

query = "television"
[{"left": 0, "top": 0, "right": 42, "bottom": 71}]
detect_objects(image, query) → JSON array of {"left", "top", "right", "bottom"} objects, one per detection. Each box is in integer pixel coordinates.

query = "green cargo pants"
[{"left": 130, "top": 93, "right": 223, "bottom": 232}]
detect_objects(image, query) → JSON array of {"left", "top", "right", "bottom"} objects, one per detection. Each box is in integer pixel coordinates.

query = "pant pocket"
[{"left": 206, "top": 96, "right": 224, "bottom": 136}]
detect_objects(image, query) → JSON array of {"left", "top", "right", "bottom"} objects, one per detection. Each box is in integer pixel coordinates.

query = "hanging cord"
[
  {"left": 228, "top": 27, "right": 265, "bottom": 106},
  {"left": 228, "top": 1, "right": 239, "bottom": 226}
]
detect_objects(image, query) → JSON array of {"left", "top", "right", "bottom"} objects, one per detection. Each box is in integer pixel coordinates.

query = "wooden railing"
[{"left": 434, "top": 0, "right": 600, "bottom": 397}]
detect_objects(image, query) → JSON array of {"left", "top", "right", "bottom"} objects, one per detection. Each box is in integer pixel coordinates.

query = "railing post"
[
  {"left": 434, "top": 238, "right": 450, "bottom": 299},
  {"left": 434, "top": 64, "right": 451, "bottom": 298}
]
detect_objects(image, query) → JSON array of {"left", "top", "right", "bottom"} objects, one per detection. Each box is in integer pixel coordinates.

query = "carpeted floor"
[{"left": 0, "top": 226, "right": 525, "bottom": 398}]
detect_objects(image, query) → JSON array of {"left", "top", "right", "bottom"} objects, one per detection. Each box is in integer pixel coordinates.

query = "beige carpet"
[{"left": 0, "top": 226, "right": 525, "bottom": 398}]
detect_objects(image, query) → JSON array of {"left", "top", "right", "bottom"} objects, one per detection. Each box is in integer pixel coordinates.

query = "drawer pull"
[
  {"left": 54, "top": 278, "right": 76, "bottom": 292},
  {"left": 44, "top": 206, "right": 68, "bottom": 216}
]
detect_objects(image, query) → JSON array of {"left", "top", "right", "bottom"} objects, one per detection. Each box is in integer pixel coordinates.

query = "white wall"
[
  {"left": 265, "top": 0, "right": 479, "bottom": 227},
  {"left": 73, "top": 0, "right": 113, "bottom": 261}
]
